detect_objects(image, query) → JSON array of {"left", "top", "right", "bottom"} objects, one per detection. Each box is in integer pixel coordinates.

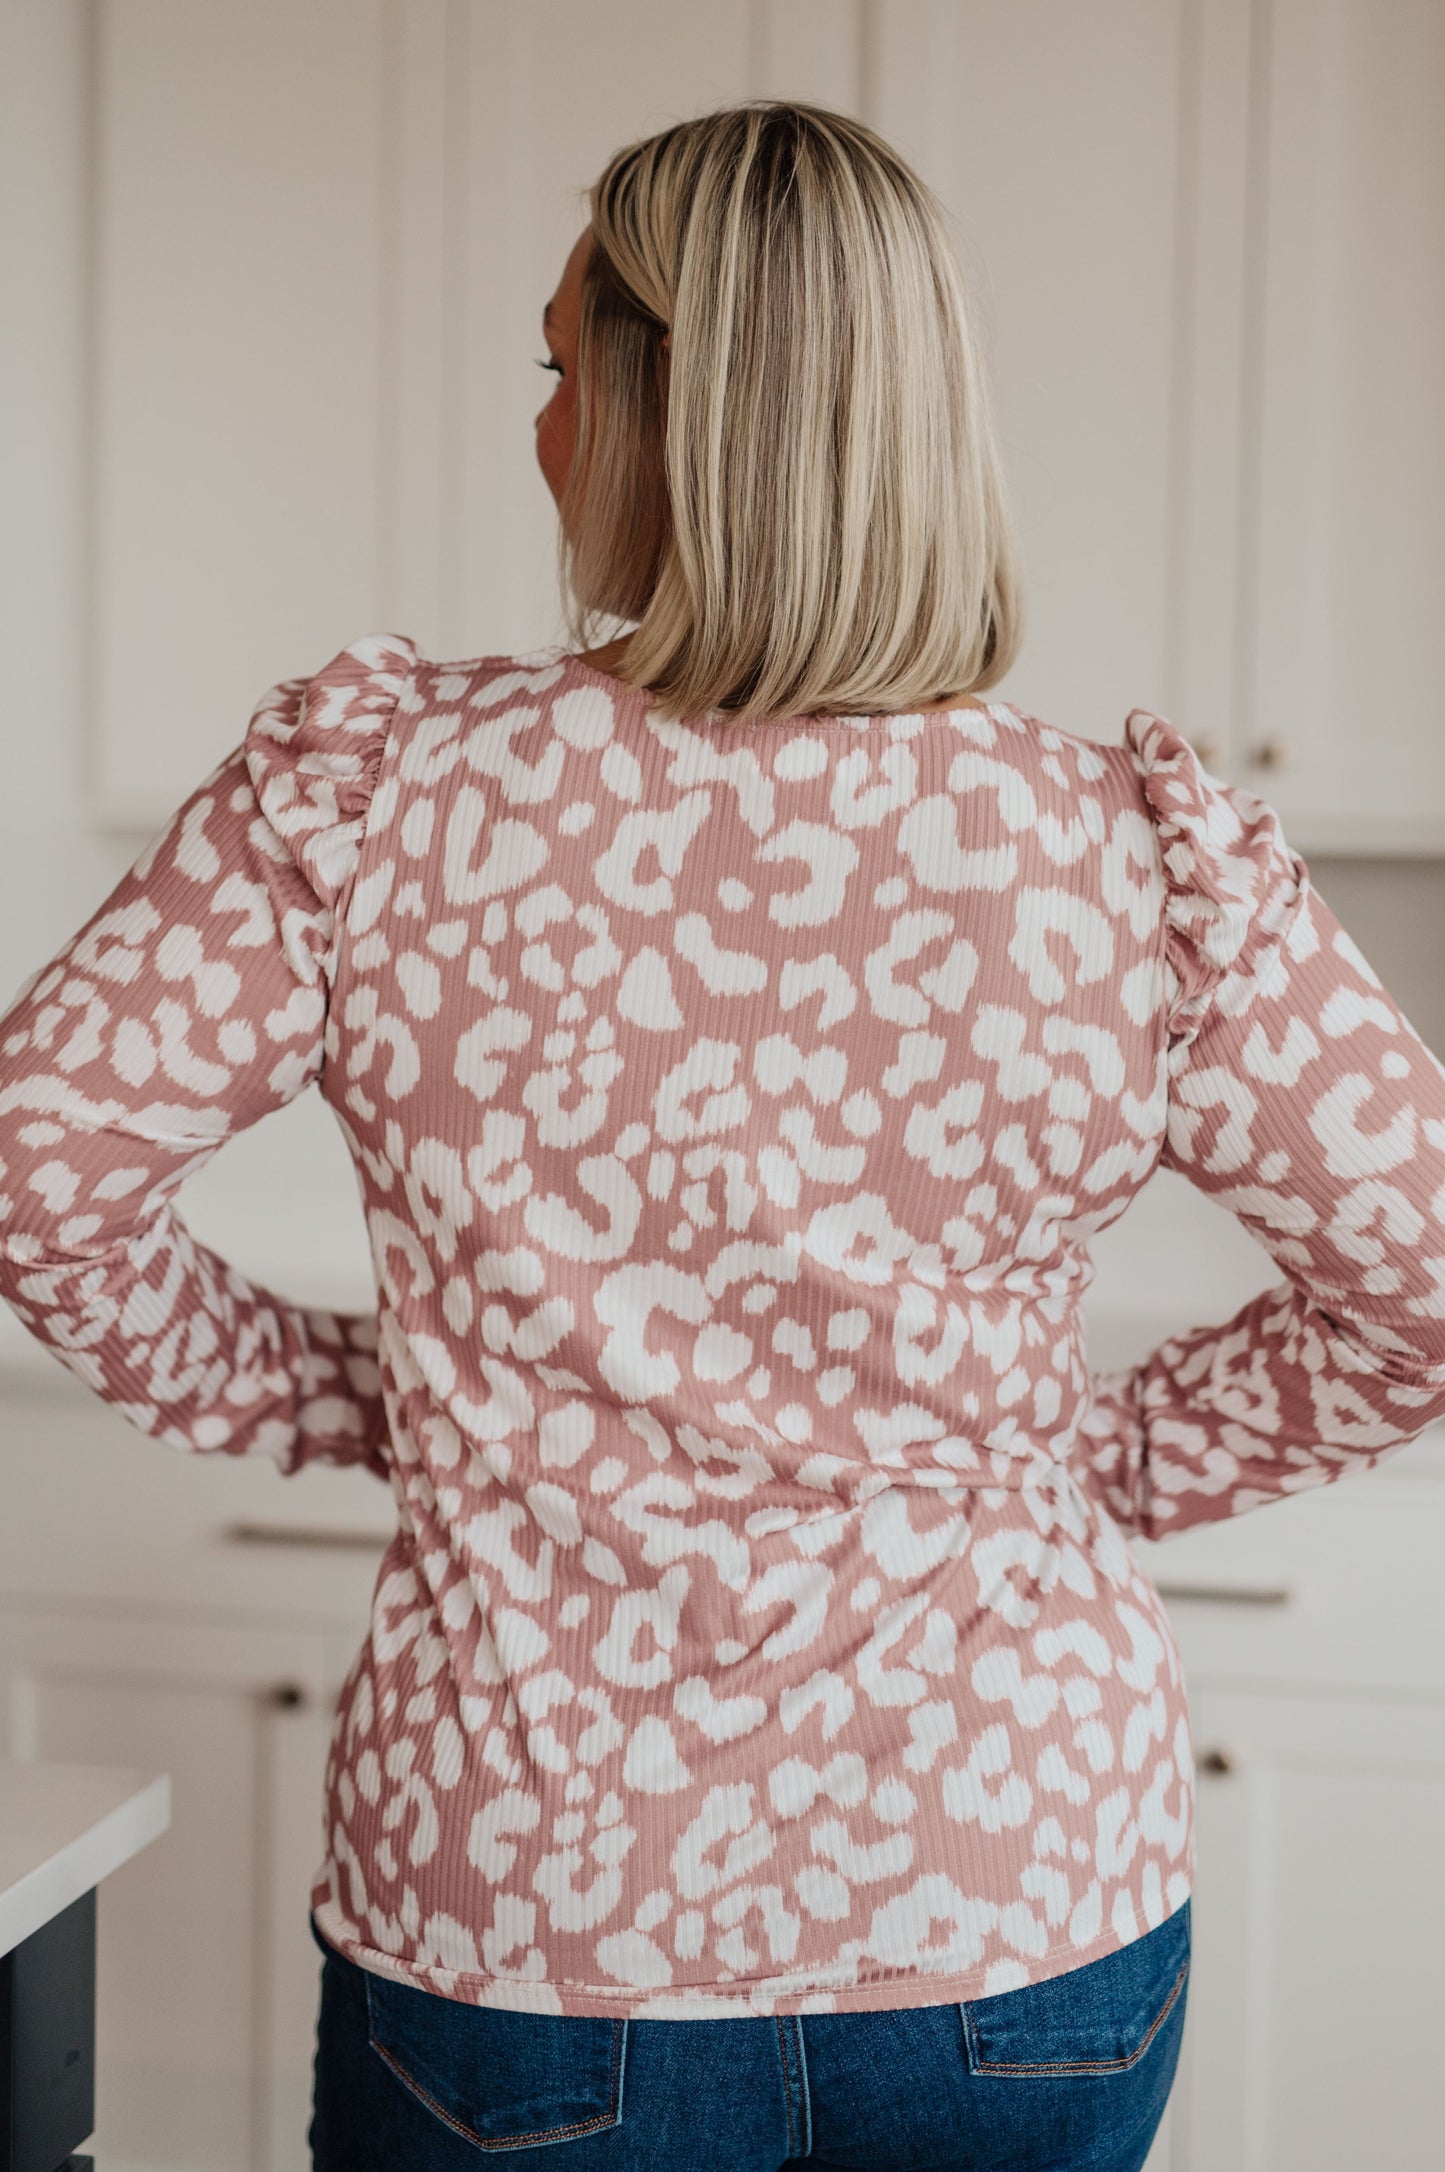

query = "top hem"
[{"left": 309, "top": 1887, "right": 1194, "bottom": 2020}]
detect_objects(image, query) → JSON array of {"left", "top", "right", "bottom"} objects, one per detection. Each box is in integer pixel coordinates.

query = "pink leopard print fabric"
[{"left": 3, "top": 634, "right": 1445, "bottom": 2017}]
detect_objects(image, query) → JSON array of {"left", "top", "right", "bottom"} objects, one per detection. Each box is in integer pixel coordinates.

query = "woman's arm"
[
  {"left": 1074, "top": 714, "right": 1445, "bottom": 1539},
  {"left": 0, "top": 634, "right": 416, "bottom": 1477}
]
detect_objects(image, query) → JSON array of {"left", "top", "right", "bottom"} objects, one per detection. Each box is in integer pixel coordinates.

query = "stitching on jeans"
[
  {"left": 611, "top": 2018, "right": 628, "bottom": 2125},
  {"left": 366, "top": 2017, "right": 626, "bottom": 2149},
  {"left": 965, "top": 1958, "right": 1189, "bottom": 2078},
  {"left": 775, "top": 2017, "right": 798, "bottom": 2157}
]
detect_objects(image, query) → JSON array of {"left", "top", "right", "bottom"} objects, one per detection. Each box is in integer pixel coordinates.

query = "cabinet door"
[
  {"left": 867, "top": 0, "right": 1250, "bottom": 748},
  {"left": 0, "top": 1604, "right": 343, "bottom": 2172},
  {"left": 89, "top": 0, "right": 397, "bottom": 825},
  {"left": 1244, "top": 0, "right": 1445, "bottom": 851},
  {"left": 1169, "top": 1686, "right": 1445, "bottom": 2172},
  {"left": 87, "top": 0, "right": 864, "bottom": 828}
]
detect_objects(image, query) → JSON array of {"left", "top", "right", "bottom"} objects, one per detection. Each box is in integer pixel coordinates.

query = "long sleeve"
[
  {"left": 0, "top": 631, "right": 417, "bottom": 1476},
  {"left": 1076, "top": 710, "right": 1445, "bottom": 1539}
]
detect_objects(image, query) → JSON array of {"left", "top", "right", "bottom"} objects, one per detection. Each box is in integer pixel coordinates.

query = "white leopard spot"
[
  {"left": 674, "top": 1677, "right": 768, "bottom": 1743},
  {"left": 539, "top": 1402, "right": 595, "bottom": 1467},
  {"left": 779, "top": 951, "right": 858, "bottom": 1032},
  {"left": 1010, "top": 889, "right": 1114, "bottom": 1004},
  {"left": 941, "top": 1725, "right": 1033, "bottom": 1832},
  {"left": 595, "top": 1937, "right": 673, "bottom": 1989},
  {"left": 553, "top": 686, "right": 615, "bottom": 749},
  {"left": 694, "top": 1324, "right": 753, "bottom": 1381},
  {"left": 401, "top": 799, "right": 434, "bottom": 855},
  {"left": 591, "top": 1268, "right": 708, "bottom": 1398},
  {"left": 673, "top": 913, "right": 768, "bottom": 997},
  {"left": 454, "top": 1008, "right": 532, "bottom": 1102},
  {"left": 971, "top": 1646, "right": 1061, "bottom": 1726},
  {"left": 599, "top": 743, "right": 643, "bottom": 801},
  {"left": 774, "top": 738, "right": 830, "bottom": 781},
  {"left": 795, "top": 1865, "right": 851, "bottom": 1919},
  {"left": 804, "top": 1195, "right": 915, "bottom": 1287},
  {"left": 593, "top": 795, "right": 711, "bottom": 915},
  {"left": 759, "top": 821, "right": 859, "bottom": 929},
  {"left": 444, "top": 797, "right": 549, "bottom": 906},
  {"left": 524, "top": 1483, "right": 583, "bottom": 1545},
  {"left": 623, "top": 1717, "right": 692, "bottom": 1794},
  {"left": 882, "top": 1033, "right": 946, "bottom": 1103},
  {"left": 840, "top": 1092, "right": 881, "bottom": 1137},
  {"left": 898, "top": 794, "right": 1016, "bottom": 894},
  {"left": 397, "top": 951, "right": 443, "bottom": 1016},
  {"left": 617, "top": 949, "right": 685, "bottom": 1031}
]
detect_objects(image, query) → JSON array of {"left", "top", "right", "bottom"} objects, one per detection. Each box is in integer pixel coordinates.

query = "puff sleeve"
[
  {"left": 0, "top": 631, "right": 418, "bottom": 1476},
  {"left": 1077, "top": 709, "right": 1445, "bottom": 1539}
]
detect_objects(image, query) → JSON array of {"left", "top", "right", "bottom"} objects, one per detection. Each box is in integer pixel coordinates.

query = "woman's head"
[{"left": 539, "top": 100, "right": 1022, "bottom": 722}]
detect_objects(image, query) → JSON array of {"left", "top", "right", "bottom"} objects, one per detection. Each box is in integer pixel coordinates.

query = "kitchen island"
[{"left": 1, "top": 1762, "right": 169, "bottom": 2172}]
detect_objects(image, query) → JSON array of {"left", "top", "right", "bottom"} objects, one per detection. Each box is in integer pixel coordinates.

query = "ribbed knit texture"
[{"left": 3, "top": 634, "right": 1445, "bottom": 2016}]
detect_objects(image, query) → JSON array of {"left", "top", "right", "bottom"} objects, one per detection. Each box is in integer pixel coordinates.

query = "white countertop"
[{"left": 0, "top": 1758, "right": 170, "bottom": 1956}]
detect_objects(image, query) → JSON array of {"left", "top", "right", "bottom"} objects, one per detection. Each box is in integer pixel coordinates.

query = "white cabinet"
[
  {"left": 1243, "top": 0, "right": 1445, "bottom": 853},
  {"left": 82, "top": 0, "right": 1204, "bottom": 796},
  {"left": 0, "top": 1606, "right": 346, "bottom": 2172},
  {"left": 74, "top": 0, "right": 1444, "bottom": 840},
  {"left": 1132, "top": 1443, "right": 1445, "bottom": 2172},
  {"left": 875, "top": 0, "right": 1445, "bottom": 845},
  {"left": 82, "top": 0, "right": 830, "bottom": 823},
  {"left": 869, "top": 0, "right": 1198, "bottom": 743},
  {"left": 89, "top": 0, "right": 394, "bottom": 825},
  {"left": 0, "top": 1385, "right": 390, "bottom": 2172},
  {"left": 1174, "top": 1687, "right": 1445, "bottom": 2172}
]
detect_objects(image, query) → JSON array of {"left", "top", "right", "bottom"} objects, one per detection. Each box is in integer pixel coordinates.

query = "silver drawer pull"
[
  {"left": 223, "top": 1520, "right": 392, "bottom": 1553},
  {"left": 1153, "top": 1581, "right": 1292, "bottom": 1607}
]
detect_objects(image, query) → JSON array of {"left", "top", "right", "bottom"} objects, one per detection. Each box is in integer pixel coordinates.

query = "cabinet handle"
[
  {"left": 1248, "top": 738, "right": 1288, "bottom": 771},
  {"left": 1154, "top": 1581, "right": 1292, "bottom": 1607},
  {"left": 224, "top": 1520, "right": 391, "bottom": 1553},
  {"left": 1197, "top": 1746, "right": 1238, "bottom": 1776},
  {"left": 266, "top": 1681, "right": 310, "bottom": 1711},
  {"left": 1185, "top": 734, "right": 1221, "bottom": 767}
]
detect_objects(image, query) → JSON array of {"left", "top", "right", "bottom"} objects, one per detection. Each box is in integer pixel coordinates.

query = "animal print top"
[{"left": 3, "top": 634, "right": 1444, "bottom": 2017}]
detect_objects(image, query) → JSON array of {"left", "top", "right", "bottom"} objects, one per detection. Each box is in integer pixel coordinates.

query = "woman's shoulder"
[
  {"left": 244, "top": 634, "right": 580, "bottom": 789},
  {"left": 1117, "top": 703, "right": 1310, "bottom": 1044},
  {"left": 984, "top": 696, "right": 1138, "bottom": 784},
  {"left": 242, "top": 632, "right": 421, "bottom": 903},
  {"left": 246, "top": 631, "right": 421, "bottom": 765},
  {"left": 1118, "top": 703, "right": 1300, "bottom": 906}
]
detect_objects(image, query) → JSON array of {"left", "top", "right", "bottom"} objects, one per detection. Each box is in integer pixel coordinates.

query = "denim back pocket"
[
  {"left": 960, "top": 1900, "right": 1191, "bottom": 2077},
  {"left": 363, "top": 1970, "right": 627, "bottom": 2151}
]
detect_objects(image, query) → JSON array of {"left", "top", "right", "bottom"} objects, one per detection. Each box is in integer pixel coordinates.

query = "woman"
[{"left": 1, "top": 100, "right": 1443, "bottom": 2172}]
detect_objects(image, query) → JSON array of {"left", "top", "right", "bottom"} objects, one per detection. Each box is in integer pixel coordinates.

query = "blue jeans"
[{"left": 308, "top": 1900, "right": 1189, "bottom": 2170}]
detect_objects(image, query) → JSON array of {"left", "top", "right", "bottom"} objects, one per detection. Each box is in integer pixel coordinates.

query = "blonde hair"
[{"left": 561, "top": 100, "right": 1023, "bottom": 723}]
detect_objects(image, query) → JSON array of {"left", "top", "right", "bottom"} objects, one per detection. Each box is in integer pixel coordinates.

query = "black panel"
[{"left": 0, "top": 1888, "right": 96, "bottom": 2172}]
